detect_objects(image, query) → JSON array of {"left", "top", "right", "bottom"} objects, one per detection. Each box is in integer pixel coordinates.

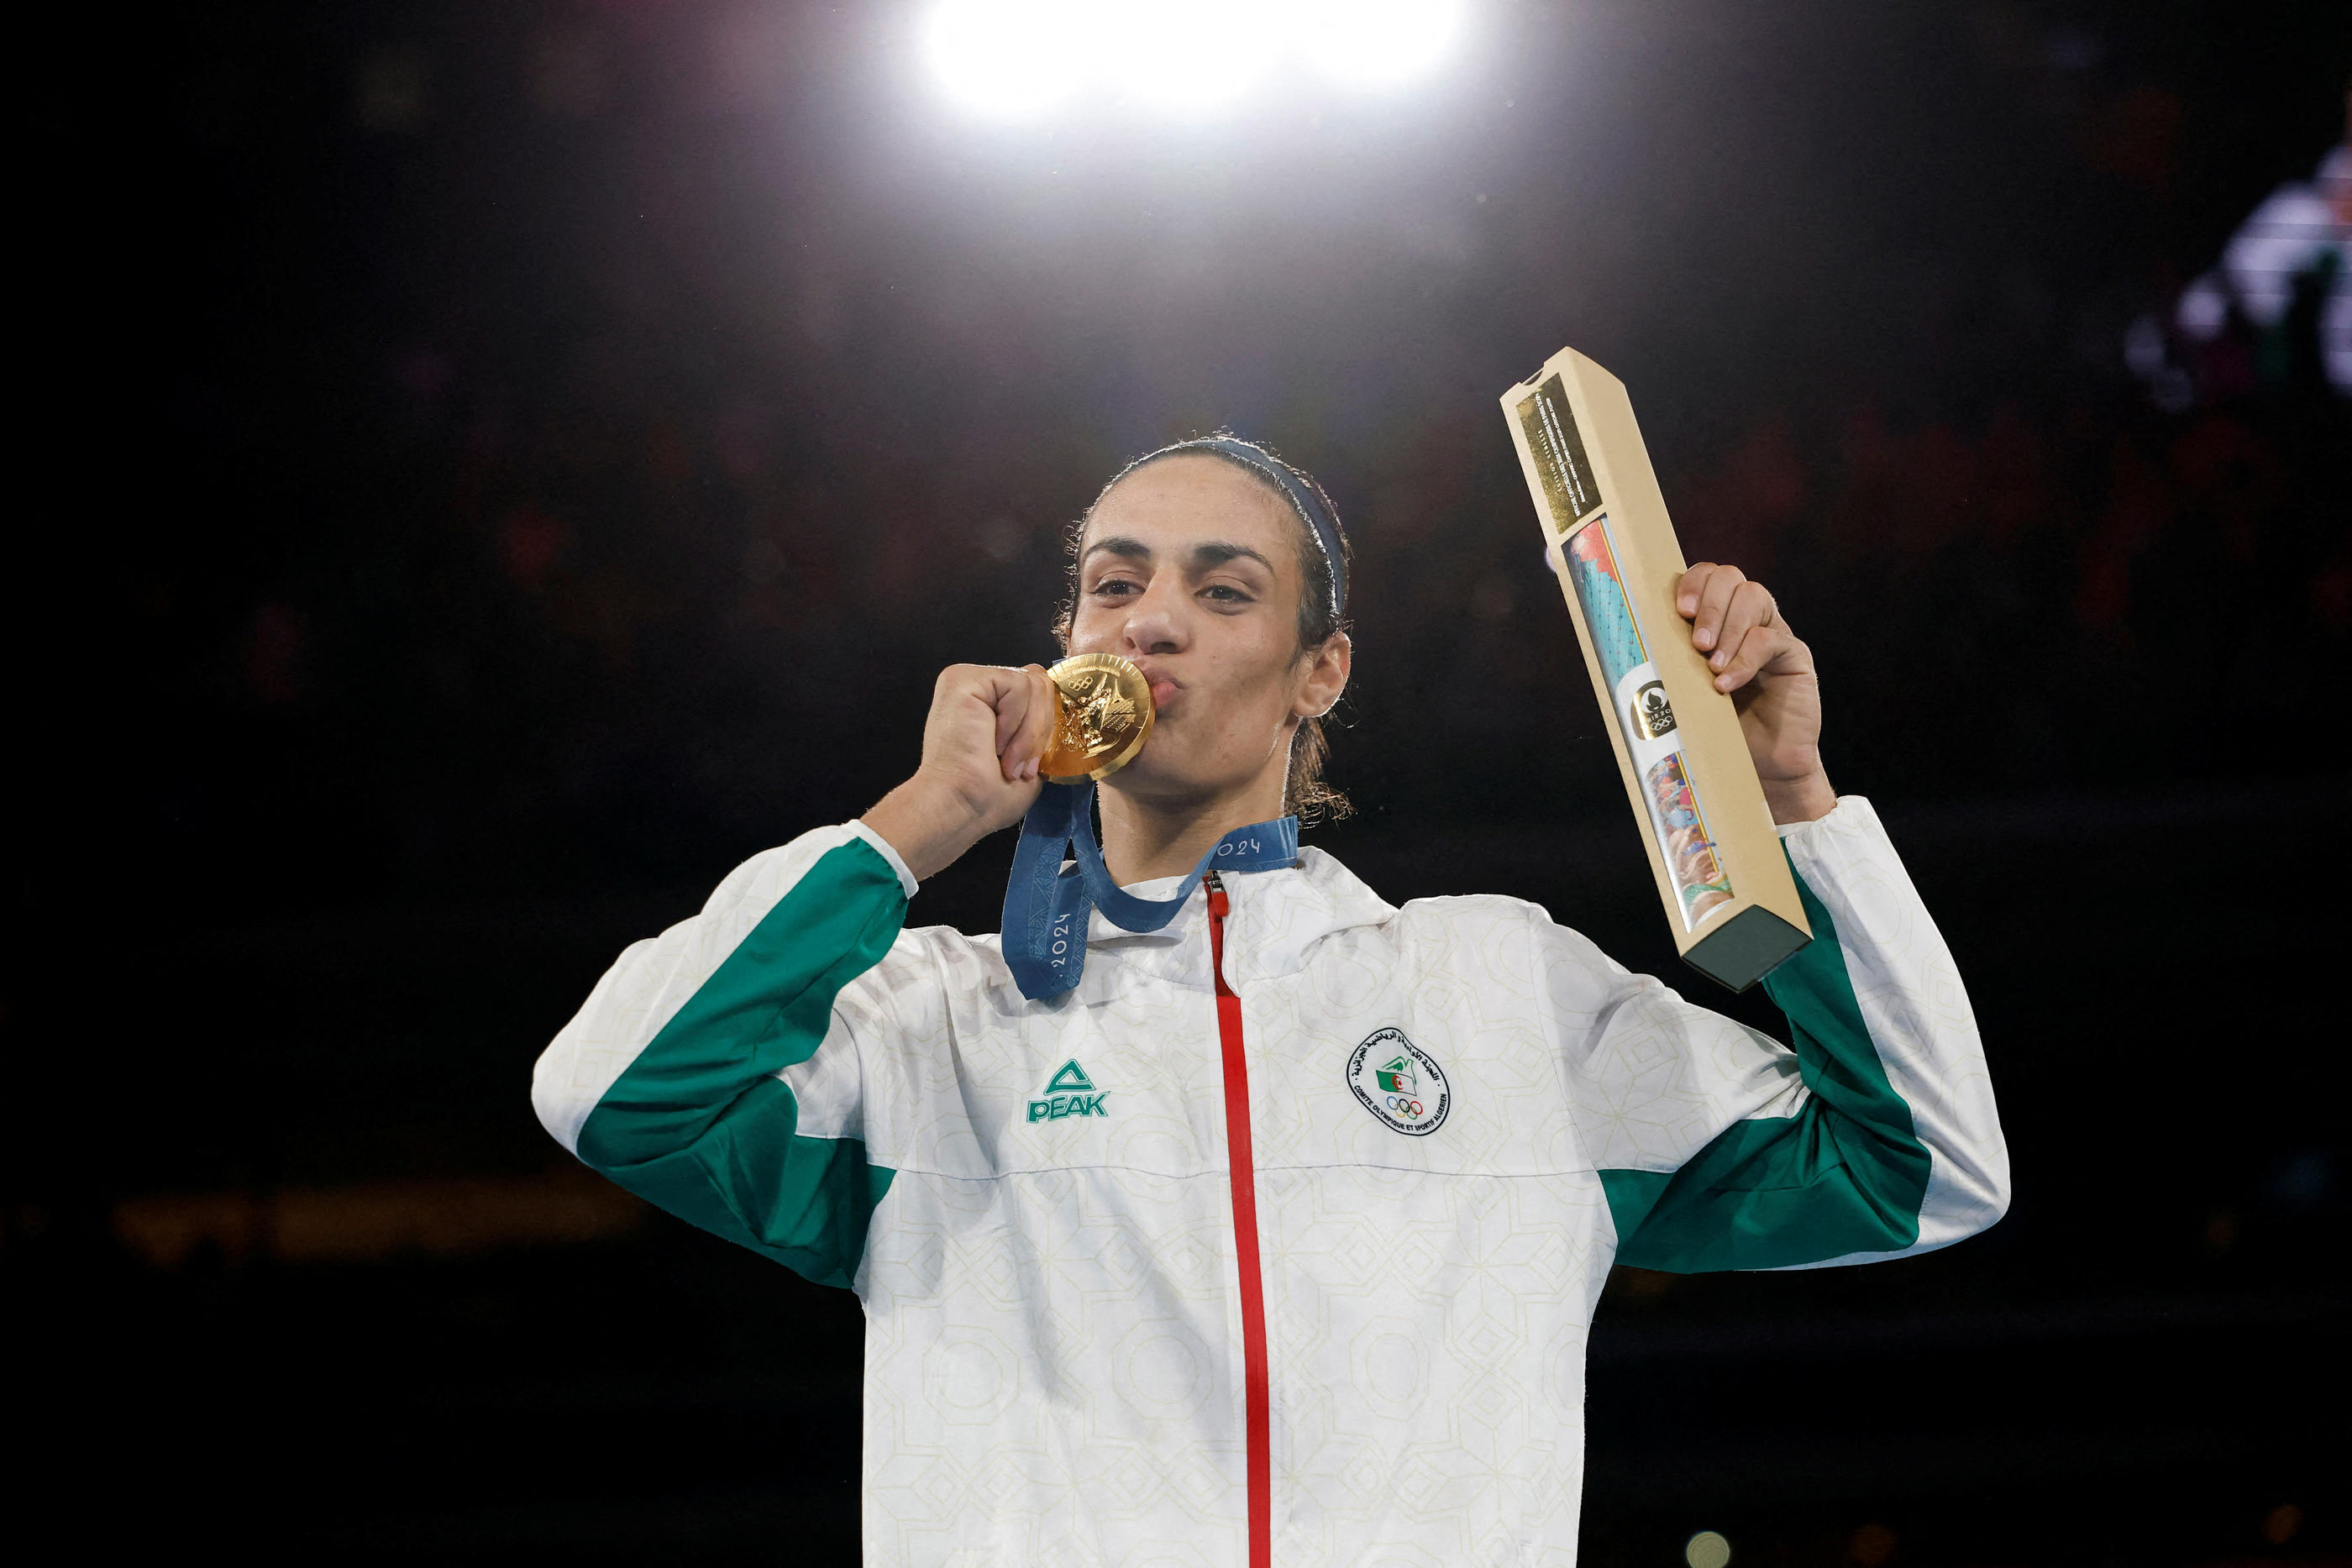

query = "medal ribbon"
[{"left": 1001, "top": 781, "right": 1299, "bottom": 1002}]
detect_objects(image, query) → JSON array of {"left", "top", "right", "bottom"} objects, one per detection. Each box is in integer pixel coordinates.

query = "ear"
[{"left": 1292, "top": 631, "right": 1352, "bottom": 720}]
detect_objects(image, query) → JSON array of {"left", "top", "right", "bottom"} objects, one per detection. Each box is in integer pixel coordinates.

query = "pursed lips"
[{"left": 1128, "top": 659, "right": 1181, "bottom": 711}]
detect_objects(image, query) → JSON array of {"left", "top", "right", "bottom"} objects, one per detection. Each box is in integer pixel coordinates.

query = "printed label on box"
[
  {"left": 1562, "top": 517, "right": 1735, "bottom": 930},
  {"left": 1516, "top": 375, "right": 1602, "bottom": 531}
]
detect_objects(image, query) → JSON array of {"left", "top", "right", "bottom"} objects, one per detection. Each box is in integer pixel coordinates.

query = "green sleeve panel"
[
  {"left": 1600, "top": 858, "right": 1931, "bottom": 1272},
  {"left": 576, "top": 838, "right": 906, "bottom": 1290}
]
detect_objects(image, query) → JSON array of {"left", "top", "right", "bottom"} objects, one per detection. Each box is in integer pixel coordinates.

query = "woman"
[{"left": 533, "top": 437, "right": 2008, "bottom": 1568}]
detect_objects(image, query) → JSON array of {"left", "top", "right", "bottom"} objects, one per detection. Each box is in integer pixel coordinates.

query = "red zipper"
[{"left": 1205, "top": 871, "right": 1271, "bottom": 1568}]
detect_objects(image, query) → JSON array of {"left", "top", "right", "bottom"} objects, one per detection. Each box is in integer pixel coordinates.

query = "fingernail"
[
  {"left": 1694, "top": 628, "right": 1714, "bottom": 649},
  {"left": 1709, "top": 650, "right": 1726, "bottom": 669}
]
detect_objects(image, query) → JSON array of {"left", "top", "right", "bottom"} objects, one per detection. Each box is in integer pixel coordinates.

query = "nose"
[{"left": 1116, "top": 576, "right": 1189, "bottom": 658}]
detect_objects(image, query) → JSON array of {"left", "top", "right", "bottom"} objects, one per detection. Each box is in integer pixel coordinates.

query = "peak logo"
[{"left": 1027, "top": 1059, "right": 1108, "bottom": 1123}]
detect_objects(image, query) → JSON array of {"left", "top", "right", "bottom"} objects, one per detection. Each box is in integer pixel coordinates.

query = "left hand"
[{"left": 1674, "top": 563, "right": 1837, "bottom": 824}]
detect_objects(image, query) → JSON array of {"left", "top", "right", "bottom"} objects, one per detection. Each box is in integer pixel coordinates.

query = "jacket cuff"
[
  {"left": 1774, "top": 793, "right": 1874, "bottom": 844},
  {"left": 848, "top": 821, "right": 921, "bottom": 899}
]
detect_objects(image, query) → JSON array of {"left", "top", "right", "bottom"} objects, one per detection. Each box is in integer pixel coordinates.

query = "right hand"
[{"left": 861, "top": 663, "right": 1058, "bottom": 882}]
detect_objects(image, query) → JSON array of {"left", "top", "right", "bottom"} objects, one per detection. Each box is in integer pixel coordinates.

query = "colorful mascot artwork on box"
[{"left": 1563, "top": 519, "right": 1737, "bottom": 928}]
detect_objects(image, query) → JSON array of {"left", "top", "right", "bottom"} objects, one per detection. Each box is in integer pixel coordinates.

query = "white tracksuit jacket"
[{"left": 533, "top": 795, "right": 2007, "bottom": 1568}]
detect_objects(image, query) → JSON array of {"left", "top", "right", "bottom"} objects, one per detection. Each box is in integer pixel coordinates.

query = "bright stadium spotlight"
[
  {"left": 920, "top": 0, "right": 1468, "bottom": 119},
  {"left": 1289, "top": 0, "right": 1464, "bottom": 86},
  {"left": 921, "top": 0, "right": 1095, "bottom": 120},
  {"left": 1100, "top": 0, "right": 1280, "bottom": 115}
]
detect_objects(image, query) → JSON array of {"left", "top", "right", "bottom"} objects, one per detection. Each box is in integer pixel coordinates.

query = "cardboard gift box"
[{"left": 1499, "top": 346, "right": 1811, "bottom": 990}]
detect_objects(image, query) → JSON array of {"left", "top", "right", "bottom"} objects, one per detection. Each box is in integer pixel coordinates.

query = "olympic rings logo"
[{"left": 1347, "top": 1030, "right": 1449, "bottom": 1137}]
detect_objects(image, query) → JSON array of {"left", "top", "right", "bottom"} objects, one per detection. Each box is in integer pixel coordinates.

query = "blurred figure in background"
[{"left": 2166, "top": 91, "right": 2351, "bottom": 396}]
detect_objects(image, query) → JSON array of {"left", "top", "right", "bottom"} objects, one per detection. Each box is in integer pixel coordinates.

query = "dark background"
[{"left": 13, "top": 2, "right": 2349, "bottom": 1562}]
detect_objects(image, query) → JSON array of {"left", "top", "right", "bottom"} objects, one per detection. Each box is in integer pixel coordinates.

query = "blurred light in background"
[
  {"left": 922, "top": 0, "right": 1467, "bottom": 120},
  {"left": 1105, "top": 1, "right": 1278, "bottom": 116},
  {"left": 108, "top": 1171, "right": 645, "bottom": 1268},
  {"left": 1684, "top": 1530, "right": 1732, "bottom": 1568},
  {"left": 1292, "top": 0, "right": 1466, "bottom": 87},
  {"left": 1848, "top": 1523, "right": 1898, "bottom": 1566},
  {"left": 923, "top": 0, "right": 1095, "bottom": 120}
]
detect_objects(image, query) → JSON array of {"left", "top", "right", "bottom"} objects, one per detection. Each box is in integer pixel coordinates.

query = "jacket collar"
[{"left": 1074, "top": 846, "right": 1396, "bottom": 994}]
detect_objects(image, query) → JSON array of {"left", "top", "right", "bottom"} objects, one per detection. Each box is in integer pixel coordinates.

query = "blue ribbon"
[{"left": 1001, "top": 781, "right": 1299, "bottom": 1001}]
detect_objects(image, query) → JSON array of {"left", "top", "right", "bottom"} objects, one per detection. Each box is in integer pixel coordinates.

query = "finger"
[
  {"left": 1016, "top": 665, "right": 1056, "bottom": 782},
  {"left": 1712, "top": 621, "right": 1788, "bottom": 692},
  {"left": 1705, "top": 580, "right": 1776, "bottom": 672},
  {"left": 982, "top": 667, "right": 1030, "bottom": 779},
  {"left": 994, "top": 665, "right": 1052, "bottom": 782},
  {"left": 1674, "top": 563, "right": 1719, "bottom": 621},
  {"left": 1688, "top": 564, "right": 1746, "bottom": 653}
]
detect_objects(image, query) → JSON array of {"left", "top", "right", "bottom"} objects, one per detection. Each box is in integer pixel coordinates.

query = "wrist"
[
  {"left": 862, "top": 776, "right": 991, "bottom": 884},
  {"left": 1761, "top": 768, "right": 1837, "bottom": 826}
]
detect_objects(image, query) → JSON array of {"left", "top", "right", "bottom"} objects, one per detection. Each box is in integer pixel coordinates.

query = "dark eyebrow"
[
  {"left": 1079, "top": 537, "right": 1276, "bottom": 576},
  {"left": 1079, "top": 536, "right": 1153, "bottom": 565},
  {"left": 1189, "top": 541, "right": 1276, "bottom": 574}
]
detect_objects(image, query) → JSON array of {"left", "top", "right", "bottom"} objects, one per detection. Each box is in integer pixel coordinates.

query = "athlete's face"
[{"left": 1068, "top": 455, "right": 1350, "bottom": 806}]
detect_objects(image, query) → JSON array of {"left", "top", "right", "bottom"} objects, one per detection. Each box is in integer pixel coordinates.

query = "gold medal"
[{"left": 1038, "top": 653, "right": 1154, "bottom": 783}]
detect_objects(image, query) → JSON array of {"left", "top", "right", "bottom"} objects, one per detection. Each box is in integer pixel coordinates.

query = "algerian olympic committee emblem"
[{"left": 1347, "top": 1028, "right": 1449, "bottom": 1136}]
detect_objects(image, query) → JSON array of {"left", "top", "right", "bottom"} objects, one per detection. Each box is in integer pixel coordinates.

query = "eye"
[
  {"left": 1089, "top": 574, "right": 1142, "bottom": 597},
  {"left": 1200, "top": 583, "right": 1253, "bottom": 605}
]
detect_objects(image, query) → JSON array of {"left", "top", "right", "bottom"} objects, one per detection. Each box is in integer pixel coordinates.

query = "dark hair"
[{"left": 1056, "top": 435, "right": 1353, "bottom": 822}]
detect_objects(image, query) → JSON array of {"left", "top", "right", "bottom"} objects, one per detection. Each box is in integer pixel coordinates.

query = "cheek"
[
  {"left": 1200, "top": 635, "right": 1301, "bottom": 714},
  {"left": 1065, "top": 601, "right": 1116, "bottom": 653}
]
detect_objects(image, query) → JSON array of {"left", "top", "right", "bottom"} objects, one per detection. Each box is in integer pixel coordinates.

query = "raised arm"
[
  {"left": 532, "top": 824, "right": 916, "bottom": 1287},
  {"left": 533, "top": 662, "right": 1058, "bottom": 1287},
  {"left": 1546, "top": 564, "right": 2006, "bottom": 1270},
  {"left": 1548, "top": 797, "right": 2008, "bottom": 1272}
]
